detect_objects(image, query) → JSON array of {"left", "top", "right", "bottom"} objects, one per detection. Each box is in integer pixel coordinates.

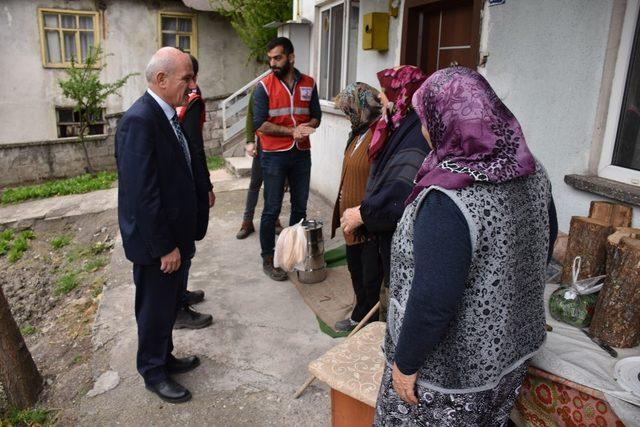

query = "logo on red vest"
[{"left": 299, "top": 86, "right": 313, "bottom": 102}]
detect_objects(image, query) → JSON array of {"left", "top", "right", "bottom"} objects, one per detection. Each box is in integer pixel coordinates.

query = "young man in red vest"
[{"left": 250, "top": 37, "right": 322, "bottom": 280}]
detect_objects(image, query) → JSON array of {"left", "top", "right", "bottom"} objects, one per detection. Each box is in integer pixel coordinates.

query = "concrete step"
[{"left": 225, "top": 156, "right": 253, "bottom": 178}]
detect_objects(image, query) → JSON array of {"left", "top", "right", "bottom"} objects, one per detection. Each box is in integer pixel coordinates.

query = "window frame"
[
  {"left": 158, "top": 11, "right": 198, "bottom": 57},
  {"left": 316, "top": 0, "right": 360, "bottom": 104},
  {"left": 598, "top": 0, "right": 640, "bottom": 185},
  {"left": 37, "top": 8, "right": 100, "bottom": 69},
  {"left": 55, "top": 106, "right": 106, "bottom": 139}
]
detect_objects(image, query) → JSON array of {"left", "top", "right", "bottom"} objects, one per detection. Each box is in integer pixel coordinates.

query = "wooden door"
[{"left": 401, "top": 0, "right": 483, "bottom": 75}]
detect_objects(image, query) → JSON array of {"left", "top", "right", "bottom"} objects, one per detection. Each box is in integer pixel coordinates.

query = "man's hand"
[
  {"left": 208, "top": 190, "right": 216, "bottom": 208},
  {"left": 392, "top": 362, "right": 418, "bottom": 405},
  {"left": 293, "top": 125, "right": 315, "bottom": 141},
  {"left": 160, "top": 247, "right": 181, "bottom": 274},
  {"left": 340, "top": 206, "right": 364, "bottom": 234},
  {"left": 246, "top": 142, "right": 257, "bottom": 157}
]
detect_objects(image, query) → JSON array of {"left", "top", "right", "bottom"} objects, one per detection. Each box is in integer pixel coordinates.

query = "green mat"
[
  {"left": 324, "top": 245, "right": 347, "bottom": 268},
  {"left": 316, "top": 316, "right": 350, "bottom": 338}
]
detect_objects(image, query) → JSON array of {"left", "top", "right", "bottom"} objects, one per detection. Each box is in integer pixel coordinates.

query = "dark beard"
[{"left": 272, "top": 61, "right": 291, "bottom": 78}]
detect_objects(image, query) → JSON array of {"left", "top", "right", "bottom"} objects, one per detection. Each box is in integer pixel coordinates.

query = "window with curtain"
[
  {"left": 39, "top": 9, "right": 99, "bottom": 68},
  {"left": 318, "top": 1, "right": 360, "bottom": 101},
  {"left": 159, "top": 12, "right": 197, "bottom": 57}
]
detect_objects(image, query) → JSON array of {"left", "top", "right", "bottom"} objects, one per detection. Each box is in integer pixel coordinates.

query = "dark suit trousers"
[{"left": 133, "top": 262, "right": 186, "bottom": 385}]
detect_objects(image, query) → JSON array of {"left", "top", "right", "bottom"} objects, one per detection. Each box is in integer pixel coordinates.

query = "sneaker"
[
  {"left": 236, "top": 221, "right": 255, "bottom": 239},
  {"left": 275, "top": 219, "right": 284, "bottom": 235},
  {"left": 335, "top": 318, "right": 358, "bottom": 332},
  {"left": 262, "top": 256, "right": 288, "bottom": 281},
  {"left": 184, "top": 289, "right": 204, "bottom": 305},
  {"left": 174, "top": 306, "right": 213, "bottom": 330}
]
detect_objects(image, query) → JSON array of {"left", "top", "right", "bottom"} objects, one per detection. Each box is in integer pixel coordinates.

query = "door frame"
[{"left": 400, "top": 0, "right": 484, "bottom": 70}]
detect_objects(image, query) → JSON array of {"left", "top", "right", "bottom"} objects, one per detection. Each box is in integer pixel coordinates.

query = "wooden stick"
[{"left": 293, "top": 301, "right": 381, "bottom": 399}]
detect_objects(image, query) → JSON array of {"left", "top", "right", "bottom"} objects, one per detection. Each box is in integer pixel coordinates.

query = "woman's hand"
[
  {"left": 340, "top": 206, "right": 363, "bottom": 234},
  {"left": 392, "top": 362, "right": 418, "bottom": 405}
]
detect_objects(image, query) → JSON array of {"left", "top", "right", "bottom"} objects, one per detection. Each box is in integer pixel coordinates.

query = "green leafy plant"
[
  {"left": 212, "top": 0, "right": 292, "bottom": 61},
  {"left": 55, "top": 272, "right": 79, "bottom": 295},
  {"left": 51, "top": 235, "right": 72, "bottom": 249},
  {"left": 0, "top": 228, "right": 15, "bottom": 241},
  {"left": 6, "top": 230, "right": 35, "bottom": 263},
  {"left": 20, "top": 324, "right": 37, "bottom": 336},
  {"left": 4, "top": 407, "right": 56, "bottom": 426},
  {"left": 58, "top": 46, "right": 137, "bottom": 173},
  {"left": 83, "top": 257, "right": 106, "bottom": 273},
  {"left": 1, "top": 172, "right": 117, "bottom": 204}
]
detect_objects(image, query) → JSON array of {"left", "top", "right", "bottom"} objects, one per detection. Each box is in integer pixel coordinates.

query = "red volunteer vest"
[{"left": 257, "top": 72, "right": 315, "bottom": 152}]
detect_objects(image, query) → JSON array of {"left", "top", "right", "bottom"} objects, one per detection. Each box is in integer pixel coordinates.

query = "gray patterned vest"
[{"left": 386, "top": 164, "right": 551, "bottom": 393}]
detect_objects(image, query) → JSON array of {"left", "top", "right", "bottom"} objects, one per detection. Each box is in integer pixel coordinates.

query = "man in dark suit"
[{"left": 115, "top": 47, "right": 201, "bottom": 403}]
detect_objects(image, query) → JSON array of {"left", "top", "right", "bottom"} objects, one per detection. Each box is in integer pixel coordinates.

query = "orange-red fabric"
[
  {"left": 176, "top": 91, "right": 206, "bottom": 130},
  {"left": 256, "top": 72, "right": 315, "bottom": 152}
]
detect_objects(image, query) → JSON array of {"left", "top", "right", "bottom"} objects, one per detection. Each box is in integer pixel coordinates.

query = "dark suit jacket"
[
  {"left": 115, "top": 92, "right": 198, "bottom": 265},
  {"left": 180, "top": 90, "right": 212, "bottom": 240}
]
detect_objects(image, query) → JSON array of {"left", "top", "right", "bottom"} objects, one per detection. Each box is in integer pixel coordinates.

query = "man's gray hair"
[{"left": 145, "top": 49, "right": 178, "bottom": 83}]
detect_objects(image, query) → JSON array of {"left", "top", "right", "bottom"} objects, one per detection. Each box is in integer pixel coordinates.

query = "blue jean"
[{"left": 259, "top": 147, "right": 311, "bottom": 258}]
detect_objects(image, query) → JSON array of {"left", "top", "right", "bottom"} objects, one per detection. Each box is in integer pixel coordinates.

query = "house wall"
[
  {"left": 480, "top": 0, "right": 640, "bottom": 230},
  {"left": 0, "top": 0, "right": 262, "bottom": 146},
  {"left": 299, "top": 0, "right": 639, "bottom": 231}
]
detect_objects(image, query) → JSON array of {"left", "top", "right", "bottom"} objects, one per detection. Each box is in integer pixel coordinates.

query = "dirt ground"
[{"left": 0, "top": 209, "right": 118, "bottom": 424}]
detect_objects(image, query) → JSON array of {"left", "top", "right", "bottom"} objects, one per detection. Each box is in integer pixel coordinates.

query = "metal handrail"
[{"left": 221, "top": 69, "right": 271, "bottom": 143}]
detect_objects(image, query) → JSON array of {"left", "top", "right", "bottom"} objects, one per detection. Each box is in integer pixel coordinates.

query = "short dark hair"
[
  {"left": 189, "top": 54, "right": 199, "bottom": 76},
  {"left": 266, "top": 37, "right": 294, "bottom": 55}
]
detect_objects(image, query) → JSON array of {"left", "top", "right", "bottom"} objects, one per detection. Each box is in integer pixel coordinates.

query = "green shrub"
[
  {"left": 20, "top": 324, "right": 37, "bottom": 336},
  {"left": 0, "top": 228, "right": 15, "bottom": 241},
  {"left": 55, "top": 273, "right": 79, "bottom": 295},
  {"left": 51, "top": 234, "right": 72, "bottom": 249}
]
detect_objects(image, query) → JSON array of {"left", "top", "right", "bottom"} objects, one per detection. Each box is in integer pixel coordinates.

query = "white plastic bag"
[{"left": 273, "top": 220, "right": 307, "bottom": 271}]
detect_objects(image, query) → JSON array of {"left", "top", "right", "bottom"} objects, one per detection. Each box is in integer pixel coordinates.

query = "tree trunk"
[
  {"left": 561, "top": 217, "right": 613, "bottom": 284},
  {"left": 590, "top": 237, "right": 640, "bottom": 347},
  {"left": 0, "top": 285, "right": 42, "bottom": 408},
  {"left": 78, "top": 120, "right": 95, "bottom": 175},
  {"left": 589, "top": 201, "right": 632, "bottom": 227},
  {"left": 605, "top": 228, "right": 640, "bottom": 274}
]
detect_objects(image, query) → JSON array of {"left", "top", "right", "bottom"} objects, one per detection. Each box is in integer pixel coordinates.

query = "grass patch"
[
  {"left": 55, "top": 272, "right": 79, "bottom": 295},
  {"left": 4, "top": 230, "right": 35, "bottom": 263},
  {"left": 0, "top": 229, "right": 15, "bottom": 241},
  {"left": 4, "top": 407, "right": 56, "bottom": 426},
  {"left": 20, "top": 324, "right": 37, "bottom": 336},
  {"left": 1, "top": 171, "right": 117, "bottom": 204},
  {"left": 90, "top": 276, "right": 106, "bottom": 298},
  {"left": 83, "top": 257, "right": 106, "bottom": 273},
  {"left": 50, "top": 234, "right": 72, "bottom": 249},
  {"left": 206, "top": 155, "right": 225, "bottom": 171},
  {"left": 90, "top": 241, "right": 111, "bottom": 255},
  {"left": 70, "top": 354, "right": 84, "bottom": 365}
]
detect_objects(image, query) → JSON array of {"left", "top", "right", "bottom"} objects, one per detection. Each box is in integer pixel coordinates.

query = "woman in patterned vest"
[{"left": 374, "top": 67, "right": 557, "bottom": 426}]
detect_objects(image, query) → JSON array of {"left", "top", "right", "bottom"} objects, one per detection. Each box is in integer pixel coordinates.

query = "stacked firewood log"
[{"left": 561, "top": 201, "right": 640, "bottom": 348}]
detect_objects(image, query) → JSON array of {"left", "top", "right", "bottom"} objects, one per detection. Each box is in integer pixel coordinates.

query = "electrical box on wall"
[{"left": 362, "top": 13, "right": 389, "bottom": 51}]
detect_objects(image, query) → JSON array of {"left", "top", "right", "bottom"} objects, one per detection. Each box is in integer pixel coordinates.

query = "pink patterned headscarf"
[
  {"left": 406, "top": 67, "right": 536, "bottom": 204},
  {"left": 368, "top": 66, "right": 429, "bottom": 160}
]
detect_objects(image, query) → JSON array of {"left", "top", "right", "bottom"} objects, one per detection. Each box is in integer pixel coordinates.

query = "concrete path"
[{"left": 74, "top": 175, "right": 344, "bottom": 426}]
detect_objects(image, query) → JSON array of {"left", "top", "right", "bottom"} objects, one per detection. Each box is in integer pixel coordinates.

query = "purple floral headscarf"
[{"left": 406, "top": 67, "right": 536, "bottom": 204}]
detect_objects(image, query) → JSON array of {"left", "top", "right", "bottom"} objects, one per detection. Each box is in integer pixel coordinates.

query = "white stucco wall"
[
  {"left": 481, "top": 0, "right": 639, "bottom": 230},
  {"left": 299, "top": 0, "right": 639, "bottom": 231},
  {"left": 0, "top": 0, "right": 262, "bottom": 145}
]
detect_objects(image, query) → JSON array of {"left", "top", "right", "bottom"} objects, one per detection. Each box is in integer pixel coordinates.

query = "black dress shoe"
[
  {"left": 145, "top": 378, "right": 192, "bottom": 404},
  {"left": 174, "top": 306, "right": 213, "bottom": 330},
  {"left": 167, "top": 355, "right": 201, "bottom": 375},
  {"left": 184, "top": 289, "right": 204, "bottom": 305}
]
